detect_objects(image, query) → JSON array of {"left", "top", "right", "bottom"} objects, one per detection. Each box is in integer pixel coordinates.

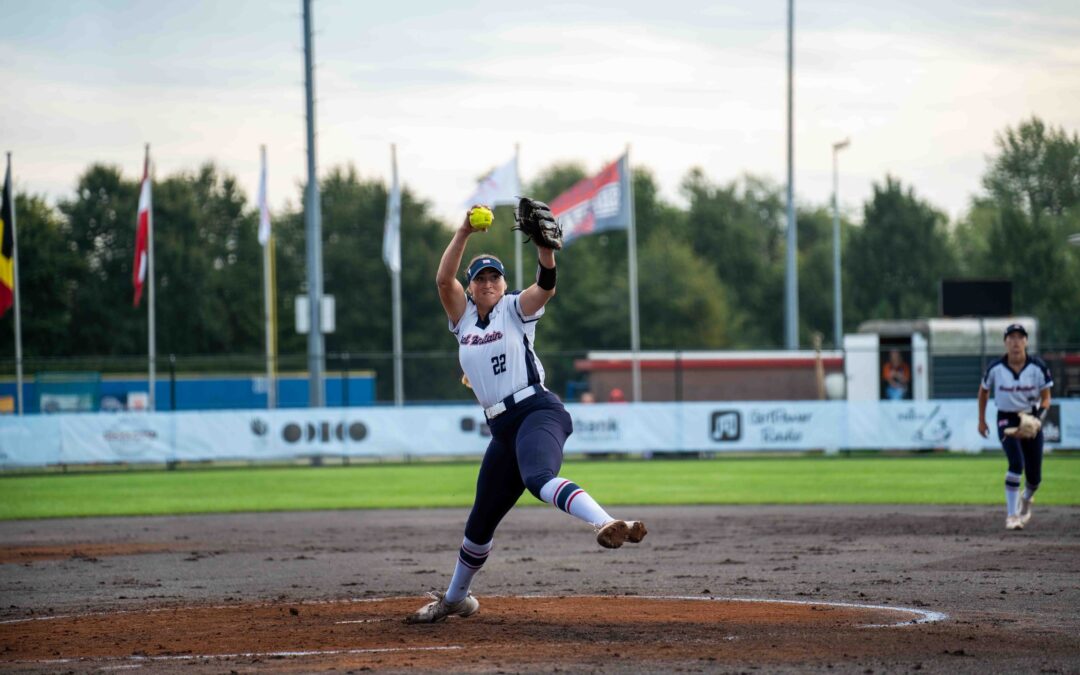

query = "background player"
[
  {"left": 406, "top": 204, "right": 647, "bottom": 624},
  {"left": 977, "top": 323, "right": 1053, "bottom": 530}
]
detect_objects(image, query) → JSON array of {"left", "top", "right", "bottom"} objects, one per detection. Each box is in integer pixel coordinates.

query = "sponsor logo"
[
  {"left": 573, "top": 416, "right": 620, "bottom": 442},
  {"left": 897, "top": 405, "right": 952, "bottom": 443},
  {"left": 710, "top": 411, "right": 741, "bottom": 441},
  {"left": 102, "top": 417, "right": 159, "bottom": 457},
  {"left": 251, "top": 418, "right": 368, "bottom": 444},
  {"left": 460, "top": 417, "right": 492, "bottom": 438},
  {"left": 750, "top": 407, "right": 810, "bottom": 443}
]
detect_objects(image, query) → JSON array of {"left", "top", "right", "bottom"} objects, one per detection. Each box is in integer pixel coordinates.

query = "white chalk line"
[
  {"left": 640, "top": 595, "right": 948, "bottom": 627},
  {"left": 19, "top": 645, "right": 463, "bottom": 666}
]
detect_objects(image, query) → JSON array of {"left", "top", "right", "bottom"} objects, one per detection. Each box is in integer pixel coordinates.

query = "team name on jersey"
[
  {"left": 461, "top": 330, "right": 504, "bottom": 346},
  {"left": 997, "top": 384, "right": 1038, "bottom": 393}
]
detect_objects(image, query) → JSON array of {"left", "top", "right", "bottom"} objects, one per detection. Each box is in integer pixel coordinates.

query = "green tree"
[
  {"left": 679, "top": 171, "right": 786, "bottom": 347},
  {"left": 957, "top": 117, "right": 1080, "bottom": 344},
  {"left": 796, "top": 206, "right": 854, "bottom": 348},
  {"left": 0, "top": 194, "right": 84, "bottom": 360},
  {"left": 846, "top": 176, "right": 956, "bottom": 325},
  {"left": 59, "top": 165, "right": 145, "bottom": 360}
]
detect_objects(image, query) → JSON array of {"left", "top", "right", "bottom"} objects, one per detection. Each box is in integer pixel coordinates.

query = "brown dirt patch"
[
  {"left": 1, "top": 595, "right": 942, "bottom": 672},
  {"left": 0, "top": 542, "right": 190, "bottom": 564}
]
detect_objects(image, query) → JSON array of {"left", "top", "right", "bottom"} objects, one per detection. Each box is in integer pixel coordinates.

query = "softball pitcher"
[{"left": 406, "top": 201, "right": 647, "bottom": 624}]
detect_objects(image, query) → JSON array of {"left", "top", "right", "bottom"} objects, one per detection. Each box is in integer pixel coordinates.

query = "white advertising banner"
[{"left": 1, "top": 400, "right": 1077, "bottom": 467}]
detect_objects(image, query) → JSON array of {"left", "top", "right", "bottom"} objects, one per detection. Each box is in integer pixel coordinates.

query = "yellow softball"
[{"left": 469, "top": 206, "right": 494, "bottom": 230}]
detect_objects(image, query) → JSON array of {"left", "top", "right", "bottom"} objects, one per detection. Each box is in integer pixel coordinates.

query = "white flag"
[
  {"left": 383, "top": 145, "right": 402, "bottom": 273},
  {"left": 257, "top": 147, "right": 271, "bottom": 246},
  {"left": 463, "top": 155, "right": 520, "bottom": 207}
]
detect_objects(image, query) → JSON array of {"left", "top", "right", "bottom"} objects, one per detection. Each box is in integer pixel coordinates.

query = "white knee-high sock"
[
  {"left": 444, "top": 536, "right": 492, "bottom": 603},
  {"left": 1005, "top": 471, "right": 1022, "bottom": 516},
  {"left": 539, "top": 477, "right": 614, "bottom": 528},
  {"left": 1023, "top": 483, "right": 1038, "bottom": 501}
]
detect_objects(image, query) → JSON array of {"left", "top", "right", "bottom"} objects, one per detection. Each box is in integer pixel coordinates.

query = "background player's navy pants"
[
  {"left": 996, "top": 411, "right": 1043, "bottom": 486},
  {"left": 464, "top": 391, "right": 573, "bottom": 545}
]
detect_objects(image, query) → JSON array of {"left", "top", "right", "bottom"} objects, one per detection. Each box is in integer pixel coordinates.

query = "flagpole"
[
  {"left": 389, "top": 144, "right": 404, "bottom": 406},
  {"left": 261, "top": 145, "right": 276, "bottom": 409},
  {"left": 514, "top": 144, "right": 523, "bottom": 291},
  {"left": 7, "top": 153, "right": 24, "bottom": 415},
  {"left": 625, "top": 146, "right": 642, "bottom": 402},
  {"left": 269, "top": 235, "right": 278, "bottom": 403},
  {"left": 145, "top": 144, "right": 157, "bottom": 411}
]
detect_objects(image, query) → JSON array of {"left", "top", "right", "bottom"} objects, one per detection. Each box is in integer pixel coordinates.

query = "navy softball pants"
[
  {"left": 996, "top": 411, "right": 1044, "bottom": 487},
  {"left": 464, "top": 391, "right": 574, "bottom": 545}
]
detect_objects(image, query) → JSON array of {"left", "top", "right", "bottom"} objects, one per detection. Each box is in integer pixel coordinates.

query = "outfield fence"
[{"left": 1, "top": 399, "right": 1077, "bottom": 468}]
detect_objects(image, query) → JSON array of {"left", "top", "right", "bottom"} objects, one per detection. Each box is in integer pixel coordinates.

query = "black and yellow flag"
[{"left": 0, "top": 159, "right": 14, "bottom": 317}]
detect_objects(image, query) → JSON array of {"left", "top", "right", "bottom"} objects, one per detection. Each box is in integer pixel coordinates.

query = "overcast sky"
[{"left": 3, "top": 0, "right": 1078, "bottom": 226}]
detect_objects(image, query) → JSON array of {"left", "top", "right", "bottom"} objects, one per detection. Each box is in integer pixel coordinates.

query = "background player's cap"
[
  {"left": 1003, "top": 323, "right": 1028, "bottom": 339},
  {"left": 467, "top": 257, "right": 505, "bottom": 283}
]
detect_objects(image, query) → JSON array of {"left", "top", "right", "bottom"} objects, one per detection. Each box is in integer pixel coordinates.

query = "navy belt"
[{"left": 485, "top": 385, "right": 545, "bottom": 420}]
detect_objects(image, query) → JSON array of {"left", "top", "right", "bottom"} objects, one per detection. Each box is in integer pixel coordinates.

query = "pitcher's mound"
[{"left": 1, "top": 595, "right": 946, "bottom": 672}]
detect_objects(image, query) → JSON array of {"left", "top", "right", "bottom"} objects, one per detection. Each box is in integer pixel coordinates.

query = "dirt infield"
[{"left": 1, "top": 504, "right": 1078, "bottom": 673}]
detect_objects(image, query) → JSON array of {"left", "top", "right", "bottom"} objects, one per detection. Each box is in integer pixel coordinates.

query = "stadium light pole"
[
  {"left": 783, "top": 0, "right": 798, "bottom": 349},
  {"left": 302, "top": 0, "right": 325, "bottom": 407},
  {"left": 831, "top": 138, "right": 850, "bottom": 349}
]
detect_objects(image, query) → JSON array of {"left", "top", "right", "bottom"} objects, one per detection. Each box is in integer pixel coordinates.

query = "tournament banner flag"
[
  {"left": 548, "top": 154, "right": 631, "bottom": 244},
  {"left": 132, "top": 153, "right": 151, "bottom": 307},
  {"left": 0, "top": 159, "right": 13, "bottom": 317},
  {"left": 463, "top": 155, "right": 520, "bottom": 207}
]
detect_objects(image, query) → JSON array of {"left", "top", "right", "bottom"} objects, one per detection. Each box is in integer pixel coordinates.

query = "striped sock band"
[
  {"left": 458, "top": 538, "right": 492, "bottom": 570},
  {"left": 539, "top": 476, "right": 613, "bottom": 528},
  {"left": 552, "top": 480, "right": 584, "bottom": 514},
  {"left": 1005, "top": 472, "right": 1022, "bottom": 516},
  {"left": 445, "top": 536, "right": 492, "bottom": 604}
]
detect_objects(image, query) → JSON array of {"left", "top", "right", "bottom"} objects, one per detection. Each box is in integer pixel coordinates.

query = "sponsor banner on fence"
[{"left": 1, "top": 400, "right": 1077, "bottom": 467}]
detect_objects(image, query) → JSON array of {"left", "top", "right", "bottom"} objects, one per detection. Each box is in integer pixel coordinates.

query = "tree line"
[{"left": 3, "top": 117, "right": 1078, "bottom": 400}]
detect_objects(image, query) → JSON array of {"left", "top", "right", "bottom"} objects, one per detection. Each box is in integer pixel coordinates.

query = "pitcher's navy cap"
[
  {"left": 1003, "top": 323, "right": 1028, "bottom": 339},
  {"left": 467, "top": 257, "right": 505, "bottom": 283}
]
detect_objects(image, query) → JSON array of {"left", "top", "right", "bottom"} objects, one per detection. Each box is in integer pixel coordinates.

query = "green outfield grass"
[{"left": 2, "top": 456, "right": 1079, "bottom": 520}]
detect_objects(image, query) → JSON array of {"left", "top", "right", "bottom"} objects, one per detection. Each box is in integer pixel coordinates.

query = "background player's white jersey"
[
  {"left": 451, "top": 292, "right": 546, "bottom": 409},
  {"left": 981, "top": 355, "right": 1053, "bottom": 412}
]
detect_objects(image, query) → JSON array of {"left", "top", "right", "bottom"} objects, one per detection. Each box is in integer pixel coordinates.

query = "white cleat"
[
  {"left": 1005, "top": 515, "right": 1024, "bottom": 531},
  {"left": 1019, "top": 496, "right": 1034, "bottom": 527},
  {"left": 596, "top": 520, "right": 648, "bottom": 549},
  {"left": 404, "top": 591, "right": 479, "bottom": 624}
]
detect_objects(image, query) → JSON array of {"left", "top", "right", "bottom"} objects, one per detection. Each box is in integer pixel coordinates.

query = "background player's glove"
[
  {"left": 513, "top": 197, "right": 563, "bottom": 250},
  {"left": 1003, "top": 412, "right": 1041, "bottom": 439}
]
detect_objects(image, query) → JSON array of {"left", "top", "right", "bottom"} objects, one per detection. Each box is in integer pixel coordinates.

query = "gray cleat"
[{"left": 405, "top": 591, "right": 480, "bottom": 624}]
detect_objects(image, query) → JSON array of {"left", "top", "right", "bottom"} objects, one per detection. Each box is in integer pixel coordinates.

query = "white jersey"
[
  {"left": 451, "top": 292, "right": 546, "bottom": 409},
  {"left": 981, "top": 355, "right": 1053, "bottom": 413}
]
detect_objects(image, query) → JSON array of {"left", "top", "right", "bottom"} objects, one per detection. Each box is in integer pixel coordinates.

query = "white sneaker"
[
  {"left": 1019, "top": 496, "right": 1034, "bottom": 526},
  {"left": 596, "top": 520, "right": 648, "bottom": 549},
  {"left": 404, "top": 591, "right": 479, "bottom": 624},
  {"left": 1005, "top": 515, "right": 1024, "bottom": 531}
]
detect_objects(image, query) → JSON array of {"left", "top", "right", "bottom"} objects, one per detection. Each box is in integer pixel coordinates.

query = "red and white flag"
[
  {"left": 549, "top": 154, "right": 631, "bottom": 245},
  {"left": 132, "top": 152, "right": 151, "bottom": 307}
]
